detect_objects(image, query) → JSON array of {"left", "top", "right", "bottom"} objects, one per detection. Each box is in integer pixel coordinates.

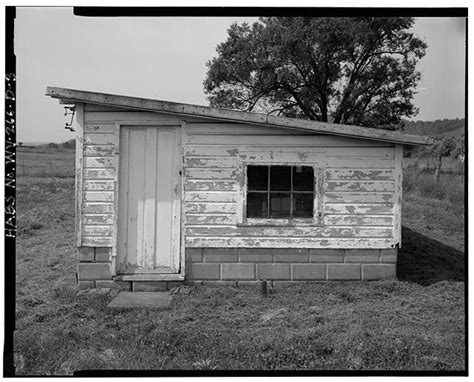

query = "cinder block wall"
[
  {"left": 76, "top": 247, "right": 397, "bottom": 289},
  {"left": 76, "top": 247, "right": 118, "bottom": 289},
  {"left": 186, "top": 248, "right": 397, "bottom": 285}
]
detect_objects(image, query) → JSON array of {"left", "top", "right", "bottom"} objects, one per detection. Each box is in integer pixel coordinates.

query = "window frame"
[
  {"left": 237, "top": 158, "right": 324, "bottom": 227},
  {"left": 246, "top": 165, "right": 315, "bottom": 219}
]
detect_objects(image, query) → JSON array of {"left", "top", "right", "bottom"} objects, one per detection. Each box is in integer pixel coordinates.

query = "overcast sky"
[{"left": 15, "top": 8, "right": 466, "bottom": 143}]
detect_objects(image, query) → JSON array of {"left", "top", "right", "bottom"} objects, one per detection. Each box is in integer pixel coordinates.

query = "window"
[{"left": 246, "top": 165, "right": 314, "bottom": 219}]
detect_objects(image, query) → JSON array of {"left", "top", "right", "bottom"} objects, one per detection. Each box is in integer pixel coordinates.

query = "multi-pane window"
[{"left": 246, "top": 165, "right": 314, "bottom": 219}]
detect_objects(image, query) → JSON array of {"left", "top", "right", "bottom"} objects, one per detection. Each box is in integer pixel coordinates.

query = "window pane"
[
  {"left": 293, "top": 166, "right": 314, "bottom": 191},
  {"left": 293, "top": 193, "right": 314, "bottom": 217},
  {"left": 247, "top": 166, "right": 268, "bottom": 191},
  {"left": 270, "top": 193, "right": 291, "bottom": 218},
  {"left": 247, "top": 192, "right": 268, "bottom": 218},
  {"left": 270, "top": 166, "right": 291, "bottom": 191}
]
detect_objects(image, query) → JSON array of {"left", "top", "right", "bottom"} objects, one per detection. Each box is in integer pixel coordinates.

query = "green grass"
[{"left": 14, "top": 149, "right": 465, "bottom": 374}]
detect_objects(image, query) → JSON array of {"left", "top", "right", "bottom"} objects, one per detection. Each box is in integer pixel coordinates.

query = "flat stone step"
[
  {"left": 107, "top": 292, "right": 172, "bottom": 309},
  {"left": 115, "top": 274, "right": 185, "bottom": 281}
]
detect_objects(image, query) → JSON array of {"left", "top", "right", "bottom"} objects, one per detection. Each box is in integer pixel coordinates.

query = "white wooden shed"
[{"left": 46, "top": 87, "right": 433, "bottom": 291}]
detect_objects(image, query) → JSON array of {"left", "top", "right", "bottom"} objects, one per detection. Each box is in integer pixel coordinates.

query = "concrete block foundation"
[
  {"left": 76, "top": 247, "right": 398, "bottom": 289},
  {"left": 187, "top": 247, "right": 397, "bottom": 282}
]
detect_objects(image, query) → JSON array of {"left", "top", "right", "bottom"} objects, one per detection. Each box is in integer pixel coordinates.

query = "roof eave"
[{"left": 46, "top": 86, "right": 434, "bottom": 146}]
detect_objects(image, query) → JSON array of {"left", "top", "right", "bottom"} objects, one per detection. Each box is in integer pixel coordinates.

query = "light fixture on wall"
[{"left": 64, "top": 105, "right": 76, "bottom": 131}]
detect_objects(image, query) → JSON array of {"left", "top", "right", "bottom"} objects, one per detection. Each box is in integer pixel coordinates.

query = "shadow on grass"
[{"left": 398, "top": 226, "right": 465, "bottom": 286}]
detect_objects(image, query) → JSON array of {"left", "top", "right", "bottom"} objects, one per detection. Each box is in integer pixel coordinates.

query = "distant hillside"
[
  {"left": 402, "top": 118, "right": 465, "bottom": 138},
  {"left": 402, "top": 118, "right": 465, "bottom": 159}
]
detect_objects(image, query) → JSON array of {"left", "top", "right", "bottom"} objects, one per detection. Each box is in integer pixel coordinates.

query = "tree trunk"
[{"left": 435, "top": 154, "right": 442, "bottom": 184}]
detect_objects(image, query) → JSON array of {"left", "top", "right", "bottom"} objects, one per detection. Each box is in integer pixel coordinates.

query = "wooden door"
[{"left": 117, "top": 125, "right": 181, "bottom": 274}]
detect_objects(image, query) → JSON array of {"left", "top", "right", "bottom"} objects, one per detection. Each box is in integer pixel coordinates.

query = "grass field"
[
  {"left": 402, "top": 161, "right": 465, "bottom": 253},
  {"left": 16, "top": 146, "right": 75, "bottom": 178},
  {"left": 13, "top": 147, "right": 465, "bottom": 375}
]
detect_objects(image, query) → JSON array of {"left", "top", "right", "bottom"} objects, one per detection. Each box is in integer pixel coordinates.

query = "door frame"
[{"left": 112, "top": 120, "right": 186, "bottom": 280}]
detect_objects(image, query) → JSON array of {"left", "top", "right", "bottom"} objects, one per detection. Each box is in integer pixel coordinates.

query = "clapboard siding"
[
  {"left": 78, "top": 110, "right": 399, "bottom": 250},
  {"left": 325, "top": 169, "right": 394, "bottom": 180},
  {"left": 84, "top": 123, "right": 116, "bottom": 134},
  {"left": 82, "top": 236, "right": 114, "bottom": 246},
  {"left": 325, "top": 147, "right": 394, "bottom": 157},
  {"left": 185, "top": 145, "right": 393, "bottom": 157},
  {"left": 81, "top": 122, "right": 117, "bottom": 247},
  {"left": 185, "top": 192, "right": 237, "bottom": 203},
  {"left": 84, "top": 133, "right": 115, "bottom": 146},
  {"left": 183, "top": 124, "right": 397, "bottom": 248},
  {"left": 186, "top": 237, "right": 394, "bottom": 248},
  {"left": 323, "top": 215, "right": 394, "bottom": 226},
  {"left": 238, "top": 151, "right": 324, "bottom": 163},
  {"left": 187, "top": 134, "right": 393, "bottom": 146},
  {"left": 185, "top": 202, "right": 237, "bottom": 214},
  {"left": 186, "top": 226, "right": 392, "bottom": 238},
  {"left": 84, "top": 145, "right": 115, "bottom": 156},
  {"left": 326, "top": 157, "right": 395, "bottom": 168},
  {"left": 184, "top": 168, "right": 238, "bottom": 180},
  {"left": 185, "top": 180, "right": 237, "bottom": 192},
  {"left": 84, "top": 157, "right": 115, "bottom": 168},
  {"left": 185, "top": 157, "right": 237, "bottom": 168},
  {"left": 324, "top": 192, "right": 394, "bottom": 204},
  {"left": 185, "top": 145, "right": 239, "bottom": 157},
  {"left": 185, "top": 214, "right": 237, "bottom": 225},
  {"left": 83, "top": 180, "right": 115, "bottom": 191},
  {"left": 83, "top": 202, "right": 114, "bottom": 214},
  {"left": 325, "top": 181, "right": 395, "bottom": 192},
  {"left": 84, "top": 168, "right": 115, "bottom": 179},
  {"left": 187, "top": 122, "right": 313, "bottom": 135},
  {"left": 82, "top": 225, "right": 114, "bottom": 237},
  {"left": 83, "top": 214, "right": 114, "bottom": 225},
  {"left": 324, "top": 204, "right": 393, "bottom": 215},
  {"left": 83, "top": 191, "right": 114, "bottom": 202},
  {"left": 185, "top": 123, "right": 393, "bottom": 146}
]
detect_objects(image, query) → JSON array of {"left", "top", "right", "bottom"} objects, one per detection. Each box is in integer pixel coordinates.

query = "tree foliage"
[
  {"left": 428, "top": 135, "right": 465, "bottom": 160},
  {"left": 204, "top": 17, "right": 427, "bottom": 129},
  {"left": 427, "top": 134, "right": 465, "bottom": 182}
]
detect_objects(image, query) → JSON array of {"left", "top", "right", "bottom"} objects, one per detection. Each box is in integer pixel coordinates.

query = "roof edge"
[{"left": 46, "top": 86, "right": 434, "bottom": 146}]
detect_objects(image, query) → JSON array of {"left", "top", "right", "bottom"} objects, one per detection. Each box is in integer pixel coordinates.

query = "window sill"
[{"left": 237, "top": 218, "right": 321, "bottom": 227}]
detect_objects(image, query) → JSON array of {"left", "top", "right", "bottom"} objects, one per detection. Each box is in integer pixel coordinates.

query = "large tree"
[{"left": 204, "top": 17, "right": 427, "bottom": 129}]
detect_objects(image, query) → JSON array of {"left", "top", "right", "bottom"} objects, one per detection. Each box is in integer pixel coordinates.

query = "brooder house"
[{"left": 46, "top": 87, "right": 433, "bottom": 291}]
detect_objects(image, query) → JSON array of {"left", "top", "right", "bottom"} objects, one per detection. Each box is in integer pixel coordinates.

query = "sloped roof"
[{"left": 46, "top": 87, "right": 433, "bottom": 146}]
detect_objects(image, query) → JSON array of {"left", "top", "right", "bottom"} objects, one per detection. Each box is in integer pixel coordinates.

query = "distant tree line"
[
  {"left": 40, "top": 139, "right": 76, "bottom": 150},
  {"left": 402, "top": 118, "right": 464, "bottom": 137}
]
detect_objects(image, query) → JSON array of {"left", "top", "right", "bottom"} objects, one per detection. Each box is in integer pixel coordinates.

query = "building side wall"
[
  {"left": 184, "top": 122, "right": 397, "bottom": 249},
  {"left": 75, "top": 104, "right": 400, "bottom": 287}
]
